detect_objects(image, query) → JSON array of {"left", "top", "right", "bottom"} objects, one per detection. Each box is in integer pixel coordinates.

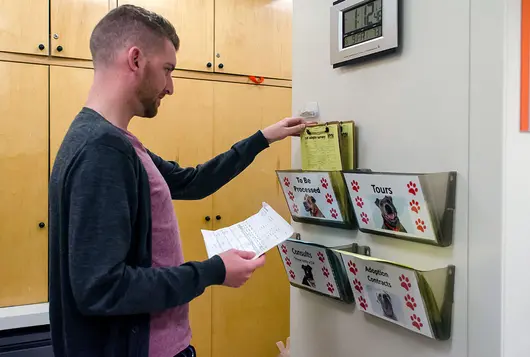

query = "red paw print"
[
  {"left": 321, "top": 178, "right": 329, "bottom": 189},
  {"left": 405, "top": 294, "right": 417, "bottom": 311},
  {"left": 353, "top": 279, "right": 363, "bottom": 293},
  {"left": 409, "top": 199, "right": 420, "bottom": 213},
  {"left": 289, "top": 270, "right": 296, "bottom": 279},
  {"left": 327, "top": 282, "right": 335, "bottom": 294},
  {"left": 283, "top": 177, "right": 291, "bottom": 187},
  {"left": 399, "top": 274, "right": 412, "bottom": 291},
  {"left": 355, "top": 196, "right": 364, "bottom": 208},
  {"left": 330, "top": 208, "right": 338, "bottom": 219},
  {"left": 285, "top": 257, "right": 292, "bottom": 267},
  {"left": 317, "top": 251, "right": 325, "bottom": 263},
  {"left": 410, "top": 314, "right": 424, "bottom": 330},
  {"left": 407, "top": 181, "right": 418, "bottom": 195},
  {"left": 360, "top": 212, "right": 369, "bottom": 224},
  {"left": 325, "top": 193, "right": 334, "bottom": 204},
  {"left": 358, "top": 296, "right": 368, "bottom": 310},
  {"left": 322, "top": 267, "right": 330, "bottom": 278},
  {"left": 351, "top": 180, "right": 360, "bottom": 192},
  {"left": 293, "top": 204, "right": 299, "bottom": 214},
  {"left": 288, "top": 191, "right": 295, "bottom": 201},
  {"left": 415, "top": 219, "right": 427, "bottom": 232},
  {"left": 348, "top": 261, "right": 358, "bottom": 275},
  {"left": 281, "top": 244, "right": 288, "bottom": 254}
]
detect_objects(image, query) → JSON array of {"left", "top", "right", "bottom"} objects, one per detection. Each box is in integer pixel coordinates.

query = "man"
[{"left": 48, "top": 4, "right": 307, "bottom": 357}]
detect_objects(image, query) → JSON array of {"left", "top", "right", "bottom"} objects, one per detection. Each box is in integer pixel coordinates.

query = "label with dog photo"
[
  {"left": 278, "top": 172, "right": 344, "bottom": 222},
  {"left": 339, "top": 252, "right": 434, "bottom": 338},
  {"left": 343, "top": 173, "right": 436, "bottom": 242},
  {"left": 278, "top": 240, "right": 341, "bottom": 299}
]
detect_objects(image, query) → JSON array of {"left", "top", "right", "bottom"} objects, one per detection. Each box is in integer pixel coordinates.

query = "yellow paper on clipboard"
[
  {"left": 301, "top": 123, "right": 343, "bottom": 171},
  {"left": 339, "top": 121, "right": 355, "bottom": 171}
]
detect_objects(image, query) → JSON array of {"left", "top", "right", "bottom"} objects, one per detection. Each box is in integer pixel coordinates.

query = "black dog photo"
[
  {"left": 376, "top": 291, "right": 398, "bottom": 321},
  {"left": 375, "top": 196, "right": 407, "bottom": 233},
  {"left": 301, "top": 264, "right": 316, "bottom": 288}
]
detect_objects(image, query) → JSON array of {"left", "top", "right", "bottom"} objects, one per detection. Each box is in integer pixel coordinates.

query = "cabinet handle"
[
  {"left": 205, "top": 216, "right": 211, "bottom": 222},
  {"left": 38, "top": 44, "right": 45, "bottom": 51},
  {"left": 216, "top": 215, "right": 222, "bottom": 221},
  {"left": 57, "top": 45, "right": 63, "bottom": 52},
  {"left": 207, "top": 62, "right": 212, "bottom": 68},
  {"left": 218, "top": 63, "right": 224, "bottom": 69},
  {"left": 38, "top": 222, "right": 46, "bottom": 228}
]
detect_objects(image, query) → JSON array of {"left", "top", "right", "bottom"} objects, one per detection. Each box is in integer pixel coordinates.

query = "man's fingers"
[
  {"left": 286, "top": 123, "right": 306, "bottom": 136},
  {"left": 251, "top": 254, "right": 266, "bottom": 269},
  {"left": 234, "top": 250, "right": 256, "bottom": 260},
  {"left": 283, "top": 117, "right": 305, "bottom": 126}
]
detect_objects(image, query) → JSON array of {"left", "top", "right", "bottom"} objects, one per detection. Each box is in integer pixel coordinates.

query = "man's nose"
[{"left": 166, "top": 78, "right": 174, "bottom": 96}]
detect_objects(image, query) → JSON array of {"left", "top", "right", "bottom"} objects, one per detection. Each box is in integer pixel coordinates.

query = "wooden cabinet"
[
  {"left": 119, "top": 0, "right": 215, "bottom": 72},
  {"left": 0, "top": 62, "right": 49, "bottom": 307},
  {"left": 0, "top": 0, "right": 49, "bottom": 56},
  {"left": 214, "top": 0, "right": 292, "bottom": 79},
  {"left": 50, "top": 0, "right": 110, "bottom": 60},
  {"left": 211, "top": 83, "right": 291, "bottom": 357}
]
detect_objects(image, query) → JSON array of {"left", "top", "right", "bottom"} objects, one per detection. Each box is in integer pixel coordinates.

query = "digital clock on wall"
[{"left": 330, "top": 0, "right": 399, "bottom": 68}]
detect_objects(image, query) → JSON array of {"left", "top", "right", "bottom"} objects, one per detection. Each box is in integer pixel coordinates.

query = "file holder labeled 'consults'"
[
  {"left": 276, "top": 170, "right": 356, "bottom": 230},
  {"left": 277, "top": 236, "right": 370, "bottom": 304},
  {"left": 342, "top": 170, "right": 457, "bottom": 247},
  {"left": 337, "top": 250, "right": 455, "bottom": 341}
]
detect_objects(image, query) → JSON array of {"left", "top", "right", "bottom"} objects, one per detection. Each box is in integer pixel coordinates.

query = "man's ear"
[{"left": 127, "top": 46, "right": 142, "bottom": 71}]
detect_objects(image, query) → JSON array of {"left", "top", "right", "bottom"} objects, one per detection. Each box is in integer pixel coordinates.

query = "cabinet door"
[
  {"left": 50, "top": 66, "right": 94, "bottom": 166},
  {"left": 215, "top": 0, "right": 292, "bottom": 79},
  {"left": 119, "top": 0, "right": 214, "bottom": 72},
  {"left": 0, "top": 0, "right": 49, "bottom": 56},
  {"left": 0, "top": 62, "right": 49, "bottom": 307},
  {"left": 128, "top": 78, "right": 215, "bottom": 357},
  {"left": 50, "top": 0, "right": 109, "bottom": 60},
  {"left": 211, "top": 82, "right": 291, "bottom": 357}
]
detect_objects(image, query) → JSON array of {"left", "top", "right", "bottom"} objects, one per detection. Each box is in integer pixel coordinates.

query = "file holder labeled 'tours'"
[
  {"left": 342, "top": 170, "right": 457, "bottom": 247},
  {"left": 276, "top": 170, "right": 356, "bottom": 230},
  {"left": 337, "top": 250, "right": 455, "bottom": 341},
  {"left": 277, "top": 236, "right": 371, "bottom": 304}
]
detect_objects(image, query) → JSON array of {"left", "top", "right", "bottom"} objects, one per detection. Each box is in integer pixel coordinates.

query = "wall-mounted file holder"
[
  {"left": 341, "top": 171, "right": 457, "bottom": 247},
  {"left": 336, "top": 250, "right": 455, "bottom": 340},
  {"left": 276, "top": 170, "right": 356, "bottom": 229},
  {"left": 277, "top": 237, "right": 370, "bottom": 303}
]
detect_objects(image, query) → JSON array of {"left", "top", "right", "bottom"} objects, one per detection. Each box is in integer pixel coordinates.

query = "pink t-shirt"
[{"left": 122, "top": 129, "right": 191, "bottom": 357}]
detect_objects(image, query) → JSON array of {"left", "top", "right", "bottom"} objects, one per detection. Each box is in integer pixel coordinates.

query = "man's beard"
[{"left": 140, "top": 95, "right": 158, "bottom": 118}]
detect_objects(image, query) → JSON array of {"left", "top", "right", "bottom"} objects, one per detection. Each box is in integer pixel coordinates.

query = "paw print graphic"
[
  {"left": 283, "top": 177, "right": 291, "bottom": 187},
  {"left": 317, "top": 251, "right": 325, "bottom": 263},
  {"left": 321, "top": 178, "right": 329, "bottom": 189},
  {"left": 407, "top": 181, "right": 418, "bottom": 195},
  {"left": 415, "top": 219, "right": 427, "bottom": 232},
  {"left": 293, "top": 204, "right": 299, "bottom": 214},
  {"left": 281, "top": 244, "right": 288, "bottom": 254},
  {"left": 355, "top": 196, "right": 364, "bottom": 208},
  {"left": 360, "top": 212, "right": 370, "bottom": 224},
  {"left": 351, "top": 180, "right": 360, "bottom": 192},
  {"left": 348, "top": 261, "right": 358, "bottom": 275},
  {"left": 399, "top": 274, "right": 412, "bottom": 291},
  {"left": 353, "top": 279, "right": 363, "bottom": 294},
  {"left": 289, "top": 270, "right": 296, "bottom": 279},
  {"left": 285, "top": 257, "right": 292, "bottom": 267},
  {"left": 288, "top": 191, "right": 295, "bottom": 201},
  {"left": 358, "top": 296, "right": 368, "bottom": 310},
  {"left": 322, "top": 267, "right": 330, "bottom": 278},
  {"left": 410, "top": 314, "right": 424, "bottom": 331},
  {"left": 325, "top": 193, "right": 334, "bottom": 204},
  {"left": 409, "top": 199, "right": 421, "bottom": 213},
  {"left": 330, "top": 208, "right": 338, "bottom": 219},
  {"left": 405, "top": 294, "right": 417, "bottom": 311},
  {"left": 326, "top": 282, "right": 335, "bottom": 294}
]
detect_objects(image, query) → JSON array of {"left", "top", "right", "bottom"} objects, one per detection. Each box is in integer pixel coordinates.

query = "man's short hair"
[{"left": 90, "top": 4, "right": 180, "bottom": 68}]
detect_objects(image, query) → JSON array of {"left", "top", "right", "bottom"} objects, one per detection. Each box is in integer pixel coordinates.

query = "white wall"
[{"left": 290, "top": 1, "right": 505, "bottom": 356}]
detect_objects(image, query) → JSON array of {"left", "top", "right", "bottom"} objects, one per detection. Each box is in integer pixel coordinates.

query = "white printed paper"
[{"left": 201, "top": 203, "right": 294, "bottom": 259}]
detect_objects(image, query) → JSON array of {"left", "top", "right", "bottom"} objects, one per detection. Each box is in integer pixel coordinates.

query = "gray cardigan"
[{"left": 48, "top": 107, "right": 270, "bottom": 357}]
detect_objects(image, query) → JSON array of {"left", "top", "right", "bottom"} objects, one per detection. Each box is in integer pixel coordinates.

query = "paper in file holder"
[
  {"left": 276, "top": 170, "right": 356, "bottom": 230},
  {"left": 342, "top": 170, "right": 457, "bottom": 247},
  {"left": 338, "top": 250, "right": 455, "bottom": 340},
  {"left": 277, "top": 236, "right": 370, "bottom": 303}
]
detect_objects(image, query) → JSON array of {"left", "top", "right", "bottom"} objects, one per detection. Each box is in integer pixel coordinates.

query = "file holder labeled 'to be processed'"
[
  {"left": 342, "top": 170, "right": 457, "bottom": 247},
  {"left": 278, "top": 238, "right": 455, "bottom": 341}
]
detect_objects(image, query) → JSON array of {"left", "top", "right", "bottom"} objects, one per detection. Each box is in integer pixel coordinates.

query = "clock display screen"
[{"left": 342, "top": 0, "right": 383, "bottom": 48}]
